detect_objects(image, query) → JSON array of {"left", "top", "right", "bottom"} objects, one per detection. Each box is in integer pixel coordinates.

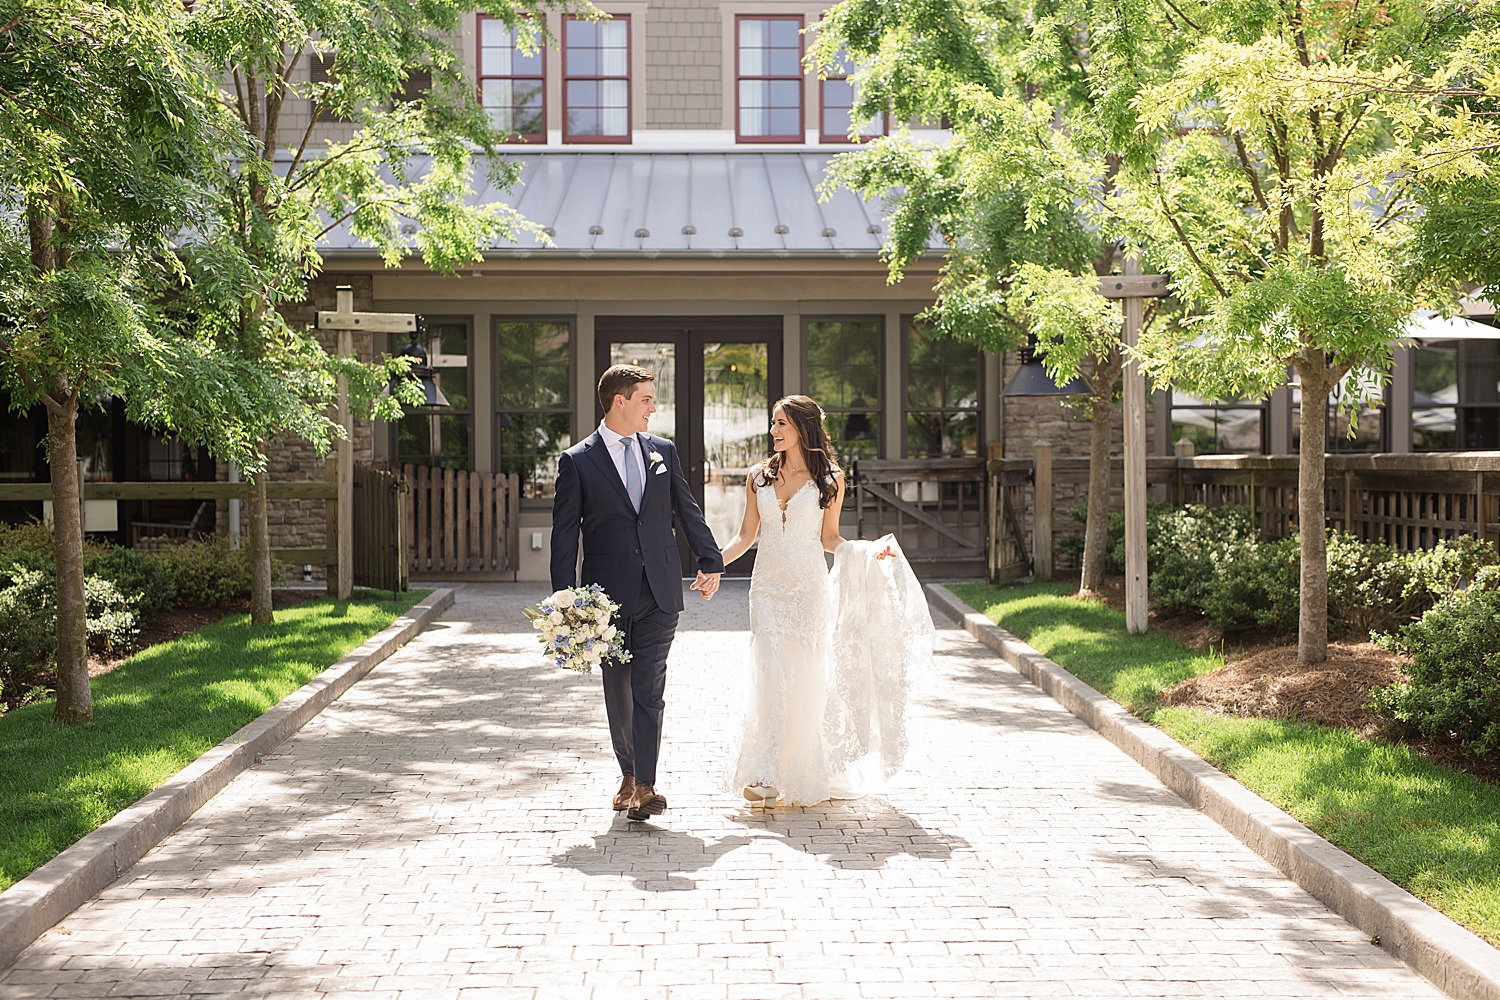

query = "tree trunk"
[
  {"left": 1296, "top": 357, "right": 1329, "bottom": 663},
  {"left": 45, "top": 392, "right": 91, "bottom": 724},
  {"left": 247, "top": 469, "right": 274, "bottom": 625},
  {"left": 1078, "top": 391, "right": 1115, "bottom": 596}
]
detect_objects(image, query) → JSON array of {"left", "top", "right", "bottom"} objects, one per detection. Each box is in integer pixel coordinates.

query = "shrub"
[
  {"left": 1145, "top": 505, "right": 1262, "bottom": 615},
  {"left": 1373, "top": 566, "right": 1500, "bottom": 755},
  {"left": 152, "top": 538, "right": 256, "bottom": 607},
  {"left": 84, "top": 575, "right": 139, "bottom": 656},
  {"left": 0, "top": 563, "right": 142, "bottom": 701},
  {"left": 0, "top": 521, "right": 54, "bottom": 564},
  {"left": 1200, "top": 535, "right": 1302, "bottom": 634},
  {"left": 1327, "top": 533, "right": 1498, "bottom": 636},
  {"left": 84, "top": 546, "right": 176, "bottom": 615},
  {"left": 0, "top": 566, "right": 55, "bottom": 703}
]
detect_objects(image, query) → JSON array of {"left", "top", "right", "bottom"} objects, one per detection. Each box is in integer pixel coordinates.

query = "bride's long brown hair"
[{"left": 754, "top": 395, "right": 842, "bottom": 509}]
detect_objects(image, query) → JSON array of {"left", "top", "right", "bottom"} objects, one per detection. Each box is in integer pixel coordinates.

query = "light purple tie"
[{"left": 624, "top": 436, "right": 644, "bottom": 511}]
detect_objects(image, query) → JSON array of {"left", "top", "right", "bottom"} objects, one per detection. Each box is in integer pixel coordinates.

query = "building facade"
[{"left": 3, "top": 2, "right": 1495, "bottom": 581}]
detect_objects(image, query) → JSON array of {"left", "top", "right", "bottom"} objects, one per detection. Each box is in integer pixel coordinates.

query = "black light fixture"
[
  {"left": 391, "top": 318, "right": 450, "bottom": 407},
  {"left": 1000, "top": 338, "right": 1090, "bottom": 396}
]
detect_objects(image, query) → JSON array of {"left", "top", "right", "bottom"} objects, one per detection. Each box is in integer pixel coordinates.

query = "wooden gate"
[
  {"left": 404, "top": 465, "right": 520, "bottom": 579},
  {"left": 353, "top": 464, "right": 407, "bottom": 592},
  {"left": 987, "top": 458, "right": 1032, "bottom": 584},
  {"left": 851, "top": 459, "right": 987, "bottom": 578}
]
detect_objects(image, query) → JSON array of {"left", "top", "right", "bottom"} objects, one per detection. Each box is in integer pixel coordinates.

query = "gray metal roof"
[{"left": 321, "top": 151, "right": 935, "bottom": 258}]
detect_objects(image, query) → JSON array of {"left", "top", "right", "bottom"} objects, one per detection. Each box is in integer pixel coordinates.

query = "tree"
[
  {"left": 0, "top": 0, "right": 246, "bottom": 722},
  {"left": 813, "top": 0, "right": 1168, "bottom": 595},
  {"left": 1122, "top": 0, "right": 1498, "bottom": 661},
  {"left": 184, "top": 0, "right": 578, "bottom": 623}
]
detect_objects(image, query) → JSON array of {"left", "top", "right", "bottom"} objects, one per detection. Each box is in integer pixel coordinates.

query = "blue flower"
[{"left": 574, "top": 598, "right": 584, "bottom": 607}]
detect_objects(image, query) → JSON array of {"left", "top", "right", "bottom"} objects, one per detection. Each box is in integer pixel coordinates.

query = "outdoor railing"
[{"left": 987, "top": 451, "right": 1500, "bottom": 584}]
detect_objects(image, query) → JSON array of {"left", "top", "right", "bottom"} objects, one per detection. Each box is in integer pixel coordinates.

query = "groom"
[{"left": 551, "top": 364, "right": 723, "bottom": 822}]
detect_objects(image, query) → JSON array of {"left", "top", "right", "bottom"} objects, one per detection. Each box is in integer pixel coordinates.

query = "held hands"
[
  {"left": 692, "top": 570, "right": 721, "bottom": 600},
  {"left": 875, "top": 534, "right": 897, "bottom": 561}
]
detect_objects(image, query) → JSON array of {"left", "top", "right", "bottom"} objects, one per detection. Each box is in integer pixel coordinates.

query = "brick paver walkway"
[{"left": 1, "top": 582, "right": 1446, "bottom": 999}]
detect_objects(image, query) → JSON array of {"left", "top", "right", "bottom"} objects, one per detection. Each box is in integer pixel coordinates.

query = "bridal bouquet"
[{"left": 524, "top": 583, "right": 631, "bottom": 674}]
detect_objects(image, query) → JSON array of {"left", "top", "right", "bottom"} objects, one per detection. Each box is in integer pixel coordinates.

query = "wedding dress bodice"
[{"left": 748, "top": 473, "right": 834, "bottom": 637}]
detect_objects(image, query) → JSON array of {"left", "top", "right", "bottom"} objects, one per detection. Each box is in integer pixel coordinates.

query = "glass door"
[
  {"left": 596, "top": 318, "right": 782, "bottom": 576},
  {"left": 698, "top": 341, "right": 770, "bottom": 572}
]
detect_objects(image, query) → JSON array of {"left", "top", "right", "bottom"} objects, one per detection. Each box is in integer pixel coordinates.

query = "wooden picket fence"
[{"left": 403, "top": 464, "right": 520, "bottom": 579}]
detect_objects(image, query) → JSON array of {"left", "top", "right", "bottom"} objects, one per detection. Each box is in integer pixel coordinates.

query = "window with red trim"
[
  {"left": 737, "top": 16, "right": 803, "bottom": 142},
  {"left": 820, "top": 48, "right": 886, "bottom": 143},
  {"left": 564, "top": 15, "right": 630, "bottom": 142},
  {"left": 478, "top": 16, "right": 545, "bottom": 142}
]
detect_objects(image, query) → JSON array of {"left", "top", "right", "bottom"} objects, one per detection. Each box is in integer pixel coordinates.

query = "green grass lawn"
[
  {"left": 949, "top": 581, "right": 1500, "bottom": 947},
  {"left": 0, "top": 590, "right": 427, "bottom": 892},
  {"left": 948, "top": 582, "right": 1224, "bottom": 711}
]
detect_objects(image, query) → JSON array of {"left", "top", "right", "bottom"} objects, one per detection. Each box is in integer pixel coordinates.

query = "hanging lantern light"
[
  {"left": 1001, "top": 339, "right": 1090, "bottom": 396},
  {"left": 389, "top": 319, "right": 450, "bottom": 407}
]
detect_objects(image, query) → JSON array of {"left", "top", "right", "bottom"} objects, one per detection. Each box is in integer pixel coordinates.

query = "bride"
[{"left": 716, "top": 395, "right": 935, "bottom": 806}]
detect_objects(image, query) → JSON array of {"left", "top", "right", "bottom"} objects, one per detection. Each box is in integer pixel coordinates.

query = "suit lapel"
[
  {"left": 640, "top": 435, "right": 668, "bottom": 502},
  {"left": 583, "top": 431, "right": 634, "bottom": 508}
]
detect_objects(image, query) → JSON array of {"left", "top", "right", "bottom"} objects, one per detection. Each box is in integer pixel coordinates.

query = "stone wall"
[
  {"left": 643, "top": 0, "right": 723, "bottom": 129},
  {"left": 215, "top": 275, "right": 378, "bottom": 578}
]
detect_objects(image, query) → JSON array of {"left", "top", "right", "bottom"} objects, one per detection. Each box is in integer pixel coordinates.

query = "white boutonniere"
[{"left": 648, "top": 450, "right": 667, "bottom": 474}]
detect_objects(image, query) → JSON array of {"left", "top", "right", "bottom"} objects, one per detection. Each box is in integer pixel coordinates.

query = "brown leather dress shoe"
[
  {"left": 612, "top": 774, "right": 636, "bottom": 811},
  {"left": 626, "top": 782, "right": 667, "bottom": 821}
]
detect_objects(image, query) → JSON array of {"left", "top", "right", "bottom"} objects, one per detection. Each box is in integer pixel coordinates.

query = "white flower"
[
  {"left": 546, "top": 589, "right": 570, "bottom": 607},
  {"left": 648, "top": 450, "right": 663, "bottom": 465},
  {"left": 548, "top": 610, "right": 564, "bottom": 625},
  {"left": 601, "top": 624, "right": 617, "bottom": 641}
]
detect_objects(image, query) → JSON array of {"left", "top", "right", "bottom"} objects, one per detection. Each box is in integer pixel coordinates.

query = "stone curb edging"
[
  {"left": 925, "top": 583, "right": 1500, "bottom": 1000},
  {"left": 0, "top": 588, "right": 456, "bottom": 971}
]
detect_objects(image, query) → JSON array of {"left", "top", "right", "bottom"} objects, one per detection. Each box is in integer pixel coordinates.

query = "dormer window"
[
  {"left": 820, "top": 48, "right": 886, "bottom": 143},
  {"left": 564, "top": 16, "right": 631, "bottom": 143},
  {"left": 737, "top": 16, "right": 803, "bottom": 143},
  {"left": 479, "top": 16, "right": 545, "bottom": 142}
]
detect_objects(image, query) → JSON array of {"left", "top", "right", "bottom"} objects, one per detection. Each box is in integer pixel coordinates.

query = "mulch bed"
[
  {"left": 5, "top": 590, "right": 322, "bottom": 712},
  {"left": 1066, "top": 572, "right": 1500, "bottom": 786}
]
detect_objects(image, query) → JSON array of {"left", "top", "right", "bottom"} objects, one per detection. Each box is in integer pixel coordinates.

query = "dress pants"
[{"left": 602, "top": 573, "right": 678, "bottom": 785}]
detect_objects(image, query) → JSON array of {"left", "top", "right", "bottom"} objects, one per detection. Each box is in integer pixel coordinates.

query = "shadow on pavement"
[{"left": 550, "top": 816, "right": 757, "bottom": 891}]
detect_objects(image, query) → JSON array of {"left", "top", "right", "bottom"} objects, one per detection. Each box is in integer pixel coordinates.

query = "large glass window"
[
  {"left": 905, "top": 319, "right": 979, "bottom": 458},
  {"left": 1290, "top": 370, "right": 1385, "bottom": 454},
  {"left": 564, "top": 16, "right": 630, "bottom": 142},
  {"left": 737, "top": 16, "right": 802, "bottom": 142},
  {"left": 1413, "top": 338, "right": 1500, "bottom": 450},
  {"left": 1170, "top": 391, "right": 1264, "bottom": 454},
  {"left": 819, "top": 47, "right": 884, "bottom": 143},
  {"left": 397, "top": 321, "right": 471, "bottom": 471},
  {"left": 805, "top": 320, "right": 880, "bottom": 464},
  {"left": 609, "top": 342, "right": 676, "bottom": 439},
  {"left": 496, "top": 320, "right": 571, "bottom": 496},
  {"left": 479, "top": 16, "right": 544, "bottom": 141}
]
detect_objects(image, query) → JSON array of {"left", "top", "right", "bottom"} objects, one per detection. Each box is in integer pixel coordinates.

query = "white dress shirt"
[{"left": 597, "top": 421, "right": 646, "bottom": 489}]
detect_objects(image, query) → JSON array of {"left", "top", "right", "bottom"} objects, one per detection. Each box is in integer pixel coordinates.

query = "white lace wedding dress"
[{"left": 726, "top": 470, "right": 934, "bottom": 805}]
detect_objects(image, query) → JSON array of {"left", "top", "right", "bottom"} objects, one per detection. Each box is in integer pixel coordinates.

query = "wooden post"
[
  {"left": 1122, "top": 260, "right": 1148, "bottom": 634},
  {"left": 1033, "top": 442, "right": 1053, "bottom": 582},
  {"left": 335, "top": 285, "right": 354, "bottom": 599},
  {"left": 314, "top": 289, "right": 415, "bottom": 597}
]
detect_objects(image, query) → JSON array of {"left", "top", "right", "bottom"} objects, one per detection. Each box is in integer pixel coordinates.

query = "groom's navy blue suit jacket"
[{"left": 550, "top": 430, "right": 724, "bottom": 617}]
